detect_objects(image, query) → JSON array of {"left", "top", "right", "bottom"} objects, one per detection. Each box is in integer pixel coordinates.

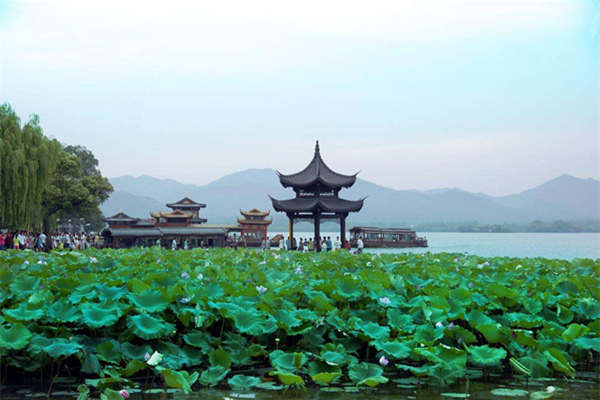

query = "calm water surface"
[{"left": 273, "top": 232, "right": 600, "bottom": 260}]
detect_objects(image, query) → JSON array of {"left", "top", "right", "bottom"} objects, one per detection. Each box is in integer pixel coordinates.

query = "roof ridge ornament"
[{"left": 315, "top": 140, "right": 320, "bottom": 154}]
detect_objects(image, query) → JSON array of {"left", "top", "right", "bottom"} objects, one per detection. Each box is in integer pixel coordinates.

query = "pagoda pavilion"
[
  {"left": 270, "top": 141, "right": 364, "bottom": 251},
  {"left": 237, "top": 209, "right": 272, "bottom": 247}
]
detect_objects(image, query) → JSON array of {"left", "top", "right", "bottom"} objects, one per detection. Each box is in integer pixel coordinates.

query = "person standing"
[
  {"left": 356, "top": 236, "right": 364, "bottom": 254},
  {"left": 0, "top": 233, "right": 5, "bottom": 250},
  {"left": 298, "top": 239, "right": 304, "bottom": 252},
  {"left": 326, "top": 237, "right": 332, "bottom": 252},
  {"left": 171, "top": 239, "right": 177, "bottom": 250},
  {"left": 334, "top": 236, "right": 341, "bottom": 250},
  {"left": 266, "top": 236, "right": 271, "bottom": 251}
]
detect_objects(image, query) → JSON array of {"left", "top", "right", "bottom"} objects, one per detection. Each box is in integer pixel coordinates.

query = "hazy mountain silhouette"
[{"left": 102, "top": 170, "right": 600, "bottom": 229}]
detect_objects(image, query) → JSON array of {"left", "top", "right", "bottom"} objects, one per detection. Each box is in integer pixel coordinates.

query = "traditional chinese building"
[
  {"left": 103, "top": 197, "right": 228, "bottom": 248},
  {"left": 237, "top": 209, "right": 272, "bottom": 247},
  {"left": 270, "top": 141, "right": 364, "bottom": 251}
]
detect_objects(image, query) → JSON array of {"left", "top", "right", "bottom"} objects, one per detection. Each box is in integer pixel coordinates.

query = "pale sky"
[{"left": 1, "top": 0, "right": 598, "bottom": 196}]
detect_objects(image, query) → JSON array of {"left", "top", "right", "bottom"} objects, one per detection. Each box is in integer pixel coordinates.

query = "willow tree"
[{"left": 0, "top": 104, "right": 61, "bottom": 230}]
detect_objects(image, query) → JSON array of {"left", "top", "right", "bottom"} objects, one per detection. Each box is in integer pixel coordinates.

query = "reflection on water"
[{"left": 4, "top": 377, "right": 599, "bottom": 400}]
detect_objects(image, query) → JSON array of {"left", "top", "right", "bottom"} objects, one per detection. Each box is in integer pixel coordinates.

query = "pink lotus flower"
[
  {"left": 90, "top": 257, "right": 98, "bottom": 263},
  {"left": 435, "top": 321, "right": 444, "bottom": 328},
  {"left": 144, "top": 352, "right": 150, "bottom": 361},
  {"left": 379, "top": 355, "right": 389, "bottom": 366},
  {"left": 180, "top": 272, "right": 189, "bottom": 279},
  {"left": 24, "top": 260, "right": 29, "bottom": 265},
  {"left": 119, "top": 389, "right": 129, "bottom": 399},
  {"left": 379, "top": 297, "right": 391, "bottom": 306}
]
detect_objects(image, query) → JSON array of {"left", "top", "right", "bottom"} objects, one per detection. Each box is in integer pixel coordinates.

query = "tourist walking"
[
  {"left": 334, "top": 236, "right": 341, "bottom": 250},
  {"left": 171, "top": 239, "right": 177, "bottom": 250},
  {"left": 356, "top": 236, "right": 364, "bottom": 254}
]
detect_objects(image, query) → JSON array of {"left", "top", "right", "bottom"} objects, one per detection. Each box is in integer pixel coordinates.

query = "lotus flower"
[
  {"left": 180, "top": 272, "right": 189, "bottom": 279},
  {"left": 24, "top": 260, "right": 29, "bottom": 265},
  {"left": 449, "top": 322, "right": 455, "bottom": 329},
  {"left": 546, "top": 386, "right": 556, "bottom": 393},
  {"left": 146, "top": 351, "right": 163, "bottom": 366},
  {"left": 256, "top": 285, "right": 267, "bottom": 295},
  {"left": 484, "top": 261, "right": 490, "bottom": 266},
  {"left": 435, "top": 321, "right": 444, "bottom": 328},
  {"left": 119, "top": 390, "right": 129, "bottom": 399},
  {"left": 37, "top": 260, "right": 43, "bottom": 264},
  {"left": 454, "top": 258, "right": 459, "bottom": 263},
  {"left": 197, "top": 273, "right": 203, "bottom": 280},
  {"left": 259, "top": 261, "right": 266, "bottom": 265},
  {"left": 379, "top": 355, "right": 389, "bottom": 366},
  {"left": 379, "top": 297, "right": 391, "bottom": 306},
  {"left": 157, "top": 258, "right": 162, "bottom": 264},
  {"left": 144, "top": 352, "right": 151, "bottom": 361},
  {"left": 468, "top": 282, "right": 474, "bottom": 289},
  {"left": 90, "top": 257, "right": 98, "bottom": 263},
  {"left": 295, "top": 266, "right": 302, "bottom": 274},
  {"left": 180, "top": 297, "right": 190, "bottom": 304}
]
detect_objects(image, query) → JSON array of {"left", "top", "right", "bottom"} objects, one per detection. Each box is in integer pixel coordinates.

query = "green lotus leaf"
[
  {"left": 47, "top": 299, "right": 80, "bottom": 323},
  {"left": 387, "top": 309, "right": 416, "bottom": 333},
  {"left": 561, "top": 323, "right": 589, "bottom": 342},
  {"left": 4, "top": 302, "right": 45, "bottom": 321},
  {"left": 516, "top": 354, "right": 551, "bottom": 378},
  {"left": 270, "top": 371, "right": 304, "bottom": 386},
  {"left": 228, "top": 374, "right": 262, "bottom": 390},
  {"left": 556, "top": 304, "right": 574, "bottom": 324},
  {"left": 9, "top": 275, "right": 41, "bottom": 296},
  {"left": 320, "top": 344, "right": 349, "bottom": 366},
  {"left": 0, "top": 323, "right": 32, "bottom": 350},
  {"left": 127, "top": 313, "right": 175, "bottom": 339},
  {"left": 308, "top": 360, "right": 342, "bottom": 377},
  {"left": 121, "top": 342, "right": 153, "bottom": 360},
  {"left": 158, "top": 367, "right": 199, "bottom": 393},
  {"left": 81, "top": 351, "right": 102, "bottom": 375},
  {"left": 80, "top": 301, "right": 123, "bottom": 328},
  {"left": 43, "top": 338, "right": 82, "bottom": 358},
  {"left": 209, "top": 348, "right": 232, "bottom": 369},
  {"left": 572, "top": 298, "right": 600, "bottom": 319},
  {"left": 573, "top": 336, "right": 600, "bottom": 351},
  {"left": 468, "top": 345, "right": 507, "bottom": 366},
  {"left": 96, "top": 340, "right": 122, "bottom": 364},
  {"left": 490, "top": 388, "right": 529, "bottom": 397},
  {"left": 522, "top": 297, "right": 543, "bottom": 314},
  {"left": 505, "top": 313, "right": 544, "bottom": 329},
  {"left": 335, "top": 276, "right": 362, "bottom": 299},
  {"left": 349, "top": 362, "right": 388, "bottom": 386},
  {"left": 95, "top": 284, "right": 129, "bottom": 302},
  {"left": 441, "top": 393, "right": 470, "bottom": 398},
  {"left": 27, "top": 289, "right": 54, "bottom": 305},
  {"left": 475, "top": 323, "right": 505, "bottom": 343},
  {"left": 450, "top": 326, "right": 478, "bottom": 345},
  {"left": 543, "top": 348, "right": 575, "bottom": 377},
  {"left": 415, "top": 324, "right": 444, "bottom": 345},
  {"left": 183, "top": 330, "right": 215, "bottom": 353},
  {"left": 358, "top": 321, "right": 390, "bottom": 341},
  {"left": 377, "top": 340, "right": 412, "bottom": 359},
  {"left": 311, "top": 372, "right": 341, "bottom": 386},
  {"left": 199, "top": 365, "right": 229, "bottom": 387},
  {"left": 416, "top": 345, "right": 466, "bottom": 369},
  {"left": 131, "top": 290, "right": 169, "bottom": 313},
  {"left": 101, "top": 388, "right": 123, "bottom": 400},
  {"left": 156, "top": 342, "right": 190, "bottom": 370},
  {"left": 272, "top": 308, "right": 302, "bottom": 329},
  {"left": 230, "top": 309, "right": 264, "bottom": 335},
  {"left": 121, "top": 359, "right": 147, "bottom": 377},
  {"left": 269, "top": 350, "right": 307, "bottom": 372}
]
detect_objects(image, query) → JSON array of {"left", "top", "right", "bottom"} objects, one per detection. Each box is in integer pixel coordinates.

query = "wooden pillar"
[
  {"left": 288, "top": 216, "right": 293, "bottom": 250},
  {"left": 314, "top": 213, "right": 321, "bottom": 252},
  {"left": 340, "top": 215, "right": 346, "bottom": 248}
]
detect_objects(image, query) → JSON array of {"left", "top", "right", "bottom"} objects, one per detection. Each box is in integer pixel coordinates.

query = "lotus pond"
[{"left": 0, "top": 248, "right": 598, "bottom": 399}]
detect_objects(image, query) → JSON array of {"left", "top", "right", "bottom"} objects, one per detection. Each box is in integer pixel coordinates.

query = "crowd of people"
[
  {"left": 261, "top": 235, "right": 363, "bottom": 253},
  {"left": 0, "top": 231, "right": 103, "bottom": 251}
]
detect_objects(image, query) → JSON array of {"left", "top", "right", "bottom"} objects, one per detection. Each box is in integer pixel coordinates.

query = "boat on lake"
[{"left": 349, "top": 226, "right": 428, "bottom": 248}]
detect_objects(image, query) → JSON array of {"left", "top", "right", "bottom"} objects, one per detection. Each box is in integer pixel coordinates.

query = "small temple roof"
[
  {"left": 150, "top": 210, "right": 193, "bottom": 219},
  {"left": 166, "top": 197, "right": 207, "bottom": 209},
  {"left": 237, "top": 217, "right": 273, "bottom": 225},
  {"left": 276, "top": 141, "right": 358, "bottom": 189},
  {"left": 104, "top": 211, "right": 137, "bottom": 222},
  {"left": 270, "top": 196, "right": 364, "bottom": 213},
  {"left": 240, "top": 208, "right": 270, "bottom": 217}
]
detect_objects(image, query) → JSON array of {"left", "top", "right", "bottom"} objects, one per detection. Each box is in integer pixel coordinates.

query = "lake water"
[{"left": 272, "top": 232, "right": 600, "bottom": 260}]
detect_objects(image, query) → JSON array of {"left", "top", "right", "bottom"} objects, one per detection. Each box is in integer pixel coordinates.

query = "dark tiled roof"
[
  {"left": 104, "top": 211, "right": 136, "bottom": 222},
  {"left": 276, "top": 141, "right": 357, "bottom": 189},
  {"left": 270, "top": 196, "right": 364, "bottom": 213},
  {"left": 166, "top": 197, "right": 206, "bottom": 208},
  {"left": 159, "top": 227, "right": 227, "bottom": 235},
  {"left": 240, "top": 209, "right": 270, "bottom": 217},
  {"left": 237, "top": 217, "right": 273, "bottom": 225},
  {"left": 110, "top": 228, "right": 161, "bottom": 237}
]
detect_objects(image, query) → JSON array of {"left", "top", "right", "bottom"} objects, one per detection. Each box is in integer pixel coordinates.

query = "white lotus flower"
[{"left": 146, "top": 351, "right": 163, "bottom": 366}]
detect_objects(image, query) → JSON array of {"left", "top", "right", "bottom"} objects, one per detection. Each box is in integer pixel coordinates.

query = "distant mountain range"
[{"left": 101, "top": 171, "right": 600, "bottom": 230}]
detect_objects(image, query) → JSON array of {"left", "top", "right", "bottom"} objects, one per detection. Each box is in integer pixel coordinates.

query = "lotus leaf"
[
  {"left": 375, "top": 340, "right": 412, "bottom": 359},
  {"left": 0, "top": 323, "right": 32, "bottom": 350},
  {"left": 4, "top": 302, "right": 45, "bottom": 321},
  {"left": 127, "top": 313, "right": 175, "bottom": 339},
  {"left": 96, "top": 341, "right": 121, "bottom": 364},
  {"left": 490, "top": 388, "right": 529, "bottom": 397},
  {"left": 158, "top": 367, "right": 199, "bottom": 393},
  {"left": 543, "top": 348, "right": 575, "bottom": 377},
  {"left": 43, "top": 338, "right": 82, "bottom": 358},
  {"left": 183, "top": 330, "right": 215, "bottom": 353},
  {"left": 358, "top": 321, "right": 390, "bottom": 340},
  {"left": 269, "top": 350, "right": 307, "bottom": 372},
  {"left": 387, "top": 309, "right": 416, "bottom": 333},
  {"left": 573, "top": 336, "right": 600, "bottom": 351},
  {"left": 9, "top": 275, "right": 41, "bottom": 296},
  {"left": 80, "top": 302, "right": 122, "bottom": 328},
  {"left": 348, "top": 362, "right": 388, "bottom": 386},
  {"left": 199, "top": 365, "right": 229, "bottom": 387},
  {"left": 468, "top": 345, "right": 507, "bottom": 366},
  {"left": 47, "top": 299, "right": 80, "bottom": 323},
  {"left": 561, "top": 323, "right": 589, "bottom": 341},
  {"left": 209, "top": 348, "right": 232, "bottom": 369},
  {"left": 270, "top": 371, "right": 304, "bottom": 386},
  {"left": 335, "top": 276, "right": 362, "bottom": 299},
  {"left": 227, "top": 374, "right": 261, "bottom": 390},
  {"left": 131, "top": 290, "right": 169, "bottom": 313},
  {"left": 121, "top": 359, "right": 147, "bottom": 377}
]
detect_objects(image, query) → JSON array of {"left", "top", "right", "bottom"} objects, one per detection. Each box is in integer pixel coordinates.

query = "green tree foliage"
[
  {"left": 42, "top": 145, "right": 113, "bottom": 231},
  {"left": 0, "top": 104, "right": 62, "bottom": 230}
]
